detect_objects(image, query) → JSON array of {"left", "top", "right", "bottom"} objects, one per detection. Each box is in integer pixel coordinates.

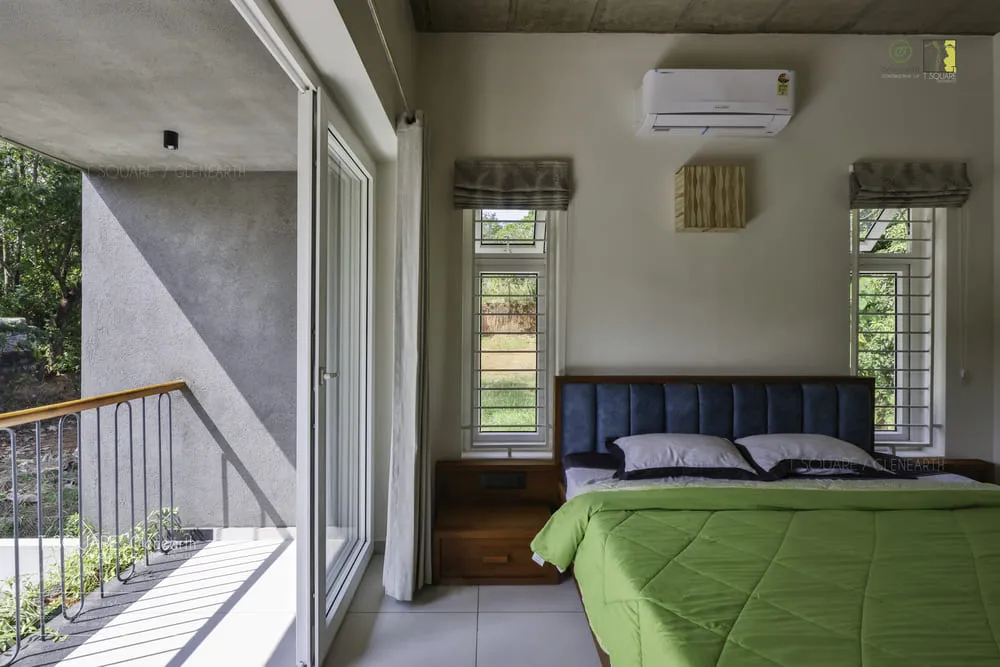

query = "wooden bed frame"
[{"left": 553, "top": 374, "right": 876, "bottom": 667}]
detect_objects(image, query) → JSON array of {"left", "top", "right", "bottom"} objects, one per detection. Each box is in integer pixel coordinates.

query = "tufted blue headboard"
[{"left": 555, "top": 376, "right": 875, "bottom": 466}]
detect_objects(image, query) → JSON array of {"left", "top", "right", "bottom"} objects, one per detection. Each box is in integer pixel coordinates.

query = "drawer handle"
[{"left": 482, "top": 554, "right": 509, "bottom": 565}]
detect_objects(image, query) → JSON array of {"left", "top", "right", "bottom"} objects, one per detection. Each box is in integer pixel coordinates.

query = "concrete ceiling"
[
  {"left": 0, "top": 1, "right": 296, "bottom": 170},
  {"left": 409, "top": 0, "right": 1000, "bottom": 34}
]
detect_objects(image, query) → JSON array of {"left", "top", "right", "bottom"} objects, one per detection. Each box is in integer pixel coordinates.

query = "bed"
[{"left": 531, "top": 375, "right": 1000, "bottom": 667}]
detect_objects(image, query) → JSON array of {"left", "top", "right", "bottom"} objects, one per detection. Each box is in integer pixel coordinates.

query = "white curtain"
[{"left": 383, "top": 113, "right": 431, "bottom": 600}]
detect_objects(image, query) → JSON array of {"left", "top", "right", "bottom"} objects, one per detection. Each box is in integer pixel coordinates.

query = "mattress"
[
  {"left": 533, "top": 481, "right": 1000, "bottom": 667},
  {"left": 564, "top": 465, "right": 978, "bottom": 500}
]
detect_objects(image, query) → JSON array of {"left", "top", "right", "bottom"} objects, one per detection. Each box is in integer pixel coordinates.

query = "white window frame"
[
  {"left": 461, "top": 209, "right": 566, "bottom": 456},
  {"left": 851, "top": 207, "right": 939, "bottom": 450}
]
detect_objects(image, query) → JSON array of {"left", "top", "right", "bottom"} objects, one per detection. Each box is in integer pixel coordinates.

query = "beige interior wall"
[{"left": 419, "top": 33, "right": 996, "bottom": 462}]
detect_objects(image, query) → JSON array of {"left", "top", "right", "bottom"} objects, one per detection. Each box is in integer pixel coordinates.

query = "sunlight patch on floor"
[{"left": 54, "top": 540, "right": 296, "bottom": 667}]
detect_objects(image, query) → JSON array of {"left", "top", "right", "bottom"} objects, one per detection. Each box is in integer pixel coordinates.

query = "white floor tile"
[
  {"left": 478, "top": 578, "right": 584, "bottom": 612},
  {"left": 476, "top": 612, "right": 601, "bottom": 667},
  {"left": 350, "top": 556, "right": 479, "bottom": 613},
  {"left": 326, "top": 612, "right": 478, "bottom": 667}
]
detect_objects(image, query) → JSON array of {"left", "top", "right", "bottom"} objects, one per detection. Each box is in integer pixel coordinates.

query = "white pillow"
[
  {"left": 734, "top": 434, "right": 888, "bottom": 478},
  {"left": 608, "top": 433, "right": 757, "bottom": 480}
]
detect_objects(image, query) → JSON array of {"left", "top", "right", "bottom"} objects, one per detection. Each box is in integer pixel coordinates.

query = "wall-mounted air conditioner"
[{"left": 636, "top": 69, "right": 795, "bottom": 137}]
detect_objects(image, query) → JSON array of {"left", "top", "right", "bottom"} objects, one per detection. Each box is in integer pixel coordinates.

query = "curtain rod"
[{"left": 365, "top": 0, "right": 415, "bottom": 124}]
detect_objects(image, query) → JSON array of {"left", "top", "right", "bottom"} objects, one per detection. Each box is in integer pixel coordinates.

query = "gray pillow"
[
  {"left": 734, "top": 433, "right": 890, "bottom": 479},
  {"left": 607, "top": 433, "right": 758, "bottom": 481}
]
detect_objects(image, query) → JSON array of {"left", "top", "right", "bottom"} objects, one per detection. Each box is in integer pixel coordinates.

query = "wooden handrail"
[{"left": 0, "top": 380, "right": 187, "bottom": 429}]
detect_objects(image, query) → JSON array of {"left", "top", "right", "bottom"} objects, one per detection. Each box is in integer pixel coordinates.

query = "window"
[
  {"left": 850, "top": 208, "right": 938, "bottom": 448},
  {"left": 462, "top": 209, "right": 561, "bottom": 451}
]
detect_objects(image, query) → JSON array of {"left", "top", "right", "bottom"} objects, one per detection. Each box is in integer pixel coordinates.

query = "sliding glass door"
[
  {"left": 321, "top": 124, "right": 372, "bottom": 605},
  {"left": 297, "top": 89, "right": 374, "bottom": 666}
]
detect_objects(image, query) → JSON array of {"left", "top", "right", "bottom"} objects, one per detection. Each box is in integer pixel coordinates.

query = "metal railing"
[{"left": 0, "top": 380, "right": 186, "bottom": 664}]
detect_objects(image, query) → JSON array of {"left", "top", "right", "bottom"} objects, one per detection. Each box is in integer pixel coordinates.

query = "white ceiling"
[{"left": 0, "top": 0, "right": 297, "bottom": 170}]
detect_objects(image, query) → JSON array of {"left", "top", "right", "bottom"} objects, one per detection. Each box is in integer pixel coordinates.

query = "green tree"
[
  {"left": 481, "top": 209, "right": 536, "bottom": 243},
  {"left": 0, "top": 142, "right": 82, "bottom": 375}
]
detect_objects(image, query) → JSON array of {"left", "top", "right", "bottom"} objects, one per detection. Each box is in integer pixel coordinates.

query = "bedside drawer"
[{"left": 439, "top": 538, "right": 548, "bottom": 581}]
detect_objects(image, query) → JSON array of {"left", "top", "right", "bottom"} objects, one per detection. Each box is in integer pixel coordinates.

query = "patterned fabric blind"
[
  {"left": 453, "top": 159, "right": 572, "bottom": 210},
  {"left": 850, "top": 161, "right": 971, "bottom": 208}
]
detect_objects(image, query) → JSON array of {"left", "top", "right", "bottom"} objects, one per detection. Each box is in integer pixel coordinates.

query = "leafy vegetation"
[
  {"left": 0, "top": 142, "right": 82, "bottom": 377},
  {"left": 0, "top": 509, "right": 180, "bottom": 653},
  {"left": 0, "top": 465, "right": 79, "bottom": 540},
  {"left": 480, "top": 209, "right": 537, "bottom": 244}
]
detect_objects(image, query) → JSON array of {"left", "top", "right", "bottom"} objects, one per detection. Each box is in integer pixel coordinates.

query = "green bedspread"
[{"left": 530, "top": 483, "right": 1000, "bottom": 667}]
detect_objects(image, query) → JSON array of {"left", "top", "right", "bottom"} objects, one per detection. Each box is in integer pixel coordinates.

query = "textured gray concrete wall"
[{"left": 81, "top": 172, "right": 297, "bottom": 529}]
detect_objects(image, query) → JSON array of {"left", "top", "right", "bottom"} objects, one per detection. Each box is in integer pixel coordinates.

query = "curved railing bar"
[
  {"left": 58, "top": 413, "right": 85, "bottom": 621},
  {"left": 157, "top": 396, "right": 164, "bottom": 551},
  {"left": 96, "top": 408, "right": 104, "bottom": 598},
  {"left": 141, "top": 398, "right": 149, "bottom": 565},
  {"left": 112, "top": 401, "right": 136, "bottom": 583},
  {"left": 0, "top": 429, "right": 22, "bottom": 666},
  {"left": 33, "top": 422, "right": 46, "bottom": 640},
  {"left": 157, "top": 393, "right": 175, "bottom": 552}
]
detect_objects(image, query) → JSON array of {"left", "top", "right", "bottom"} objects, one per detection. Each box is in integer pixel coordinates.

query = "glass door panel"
[
  {"left": 297, "top": 89, "right": 374, "bottom": 666},
  {"left": 323, "top": 134, "right": 368, "bottom": 608}
]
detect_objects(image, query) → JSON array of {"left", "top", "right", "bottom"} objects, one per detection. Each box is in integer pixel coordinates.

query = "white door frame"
[
  {"left": 232, "top": 3, "right": 379, "bottom": 664},
  {"left": 296, "top": 91, "right": 377, "bottom": 666}
]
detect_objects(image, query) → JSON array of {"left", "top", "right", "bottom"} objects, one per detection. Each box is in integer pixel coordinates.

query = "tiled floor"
[{"left": 327, "top": 556, "right": 602, "bottom": 667}]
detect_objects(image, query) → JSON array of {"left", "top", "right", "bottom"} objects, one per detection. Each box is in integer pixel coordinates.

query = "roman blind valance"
[
  {"left": 453, "top": 159, "right": 572, "bottom": 210},
  {"left": 850, "top": 161, "right": 972, "bottom": 208}
]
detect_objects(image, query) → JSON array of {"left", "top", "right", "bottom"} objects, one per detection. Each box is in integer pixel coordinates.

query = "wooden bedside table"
[{"left": 433, "top": 460, "right": 560, "bottom": 585}]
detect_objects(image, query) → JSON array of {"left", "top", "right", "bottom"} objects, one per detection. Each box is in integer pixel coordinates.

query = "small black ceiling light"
[{"left": 163, "top": 130, "right": 179, "bottom": 151}]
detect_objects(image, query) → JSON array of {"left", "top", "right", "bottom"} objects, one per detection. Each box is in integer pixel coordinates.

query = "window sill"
[{"left": 461, "top": 449, "right": 552, "bottom": 461}]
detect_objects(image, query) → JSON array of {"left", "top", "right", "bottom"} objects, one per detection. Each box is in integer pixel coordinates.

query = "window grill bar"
[
  {"left": 475, "top": 334, "right": 544, "bottom": 339},
  {"left": 859, "top": 367, "right": 930, "bottom": 372},
  {"left": 857, "top": 293, "right": 931, "bottom": 297},
  {"left": 475, "top": 351, "right": 542, "bottom": 356},
  {"left": 477, "top": 368, "right": 546, "bottom": 373},
  {"left": 859, "top": 275, "right": 933, "bottom": 280},
  {"left": 472, "top": 386, "right": 546, "bottom": 391},
  {"left": 476, "top": 296, "right": 541, "bottom": 301},
  {"left": 861, "top": 255, "right": 933, "bottom": 260}
]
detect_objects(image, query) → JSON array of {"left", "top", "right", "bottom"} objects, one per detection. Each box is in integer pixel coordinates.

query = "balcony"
[{"left": 0, "top": 383, "right": 294, "bottom": 666}]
